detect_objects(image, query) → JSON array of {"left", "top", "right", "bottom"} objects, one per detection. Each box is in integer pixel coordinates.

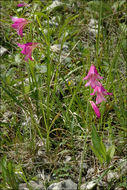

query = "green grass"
[{"left": 0, "top": 0, "right": 126, "bottom": 189}]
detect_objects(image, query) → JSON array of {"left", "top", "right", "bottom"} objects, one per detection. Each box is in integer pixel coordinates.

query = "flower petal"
[
  {"left": 106, "top": 92, "right": 113, "bottom": 95},
  {"left": 17, "top": 42, "right": 38, "bottom": 61},
  {"left": 96, "top": 94, "right": 106, "bottom": 104},
  {"left": 84, "top": 64, "right": 103, "bottom": 88},
  {"left": 11, "top": 16, "right": 19, "bottom": 22},
  {"left": 17, "top": 43, "right": 25, "bottom": 49},
  {"left": 90, "top": 101, "right": 101, "bottom": 118},
  {"left": 85, "top": 80, "right": 91, "bottom": 87},
  {"left": 17, "top": 3, "right": 28, "bottom": 7},
  {"left": 11, "top": 17, "right": 29, "bottom": 37},
  {"left": 83, "top": 75, "right": 89, "bottom": 80},
  {"left": 90, "top": 91, "right": 95, "bottom": 96}
]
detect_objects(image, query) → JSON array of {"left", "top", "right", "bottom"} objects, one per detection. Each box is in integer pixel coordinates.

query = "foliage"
[
  {"left": 91, "top": 125, "right": 115, "bottom": 165},
  {"left": 0, "top": 0, "right": 126, "bottom": 189}
]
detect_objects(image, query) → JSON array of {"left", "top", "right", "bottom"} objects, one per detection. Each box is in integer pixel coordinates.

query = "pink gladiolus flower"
[
  {"left": 90, "top": 85, "right": 112, "bottom": 104},
  {"left": 17, "top": 42, "right": 38, "bottom": 61},
  {"left": 17, "top": 3, "right": 28, "bottom": 7},
  {"left": 11, "top": 17, "right": 30, "bottom": 37},
  {"left": 90, "top": 101, "right": 101, "bottom": 118},
  {"left": 83, "top": 64, "right": 103, "bottom": 89}
]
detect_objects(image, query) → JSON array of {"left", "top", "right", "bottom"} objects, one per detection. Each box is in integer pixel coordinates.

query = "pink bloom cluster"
[
  {"left": 84, "top": 64, "right": 112, "bottom": 118},
  {"left": 17, "top": 43, "right": 38, "bottom": 61},
  {"left": 17, "top": 3, "right": 28, "bottom": 7},
  {"left": 84, "top": 64, "right": 103, "bottom": 89},
  {"left": 10, "top": 2, "right": 38, "bottom": 61},
  {"left": 11, "top": 17, "right": 30, "bottom": 37}
]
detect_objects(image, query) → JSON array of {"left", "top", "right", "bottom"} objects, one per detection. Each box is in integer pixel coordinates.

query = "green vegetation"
[{"left": 0, "top": 0, "right": 126, "bottom": 189}]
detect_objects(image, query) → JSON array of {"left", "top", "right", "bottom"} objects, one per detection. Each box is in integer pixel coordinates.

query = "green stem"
[
  {"left": 96, "top": 0, "right": 102, "bottom": 65},
  {"left": 78, "top": 130, "right": 88, "bottom": 190}
]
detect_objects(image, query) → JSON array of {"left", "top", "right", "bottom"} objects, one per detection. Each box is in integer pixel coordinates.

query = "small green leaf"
[
  {"left": 24, "top": 85, "right": 30, "bottom": 94},
  {"left": 91, "top": 125, "right": 107, "bottom": 163},
  {"left": 35, "top": 12, "right": 48, "bottom": 19},
  {"left": 106, "top": 145, "right": 115, "bottom": 163},
  {"left": 91, "top": 145, "right": 104, "bottom": 164}
]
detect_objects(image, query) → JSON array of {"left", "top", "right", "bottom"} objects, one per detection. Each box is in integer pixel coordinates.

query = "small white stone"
[
  {"left": 29, "top": 180, "right": 45, "bottom": 190},
  {"left": 81, "top": 181, "right": 96, "bottom": 190},
  {"left": 88, "top": 19, "right": 99, "bottom": 36},
  {"left": 86, "top": 181, "right": 96, "bottom": 190},
  {"left": 81, "top": 183, "right": 87, "bottom": 190},
  {"left": 37, "top": 150, "right": 43, "bottom": 156},
  {"left": 0, "top": 46, "right": 7, "bottom": 56},
  {"left": 89, "top": 19, "right": 98, "bottom": 29},
  {"left": 64, "top": 155, "right": 71, "bottom": 163},
  {"left": 51, "top": 44, "right": 61, "bottom": 52},
  {"left": 47, "top": 179, "right": 77, "bottom": 190},
  {"left": 87, "top": 168, "right": 94, "bottom": 177},
  {"left": 51, "top": 44, "right": 68, "bottom": 53},
  {"left": 107, "top": 171, "right": 119, "bottom": 182},
  {"left": 46, "top": 1, "right": 63, "bottom": 11},
  {"left": 19, "top": 183, "right": 28, "bottom": 190},
  {"left": 115, "top": 187, "right": 124, "bottom": 190}
]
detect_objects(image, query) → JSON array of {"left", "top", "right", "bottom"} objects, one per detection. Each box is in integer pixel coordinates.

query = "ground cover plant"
[{"left": 0, "top": 0, "right": 127, "bottom": 190}]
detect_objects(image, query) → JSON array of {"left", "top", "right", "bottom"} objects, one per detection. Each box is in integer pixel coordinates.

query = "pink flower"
[
  {"left": 17, "top": 3, "right": 28, "bottom": 7},
  {"left": 11, "top": 17, "right": 30, "bottom": 37},
  {"left": 90, "top": 85, "right": 112, "bottom": 104},
  {"left": 90, "top": 101, "right": 101, "bottom": 118},
  {"left": 83, "top": 64, "right": 103, "bottom": 89},
  {"left": 17, "top": 42, "right": 38, "bottom": 61}
]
